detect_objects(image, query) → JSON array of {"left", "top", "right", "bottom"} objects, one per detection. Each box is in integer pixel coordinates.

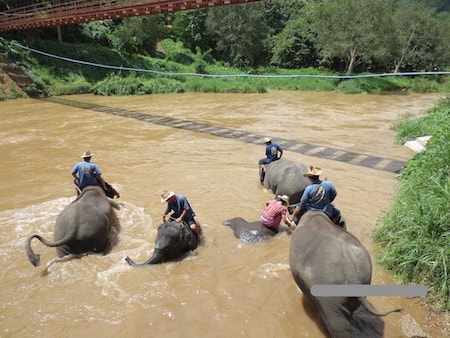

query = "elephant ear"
[
  {"left": 103, "top": 181, "right": 119, "bottom": 198},
  {"left": 180, "top": 222, "right": 199, "bottom": 250}
]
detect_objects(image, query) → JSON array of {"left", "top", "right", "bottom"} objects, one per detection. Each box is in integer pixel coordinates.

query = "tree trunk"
[
  {"left": 346, "top": 49, "right": 357, "bottom": 76},
  {"left": 57, "top": 25, "right": 62, "bottom": 43}
]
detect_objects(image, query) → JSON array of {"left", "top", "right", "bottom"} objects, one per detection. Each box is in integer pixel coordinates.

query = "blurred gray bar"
[{"left": 311, "top": 285, "right": 427, "bottom": 297}]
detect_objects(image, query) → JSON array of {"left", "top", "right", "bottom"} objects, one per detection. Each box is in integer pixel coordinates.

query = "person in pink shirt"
[{"left": 260, "top": 194, "right": 291, "bottom": 232}]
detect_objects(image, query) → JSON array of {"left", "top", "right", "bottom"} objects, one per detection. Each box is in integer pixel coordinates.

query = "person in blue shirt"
[
  {"left": 71, "top": 151, "right": 105, "bottom": 193},
  {"left": 161, "top": 190, "right": 200, "bottom": 238},
  {"left": 288, "top": 165, "right": 344, "bottom": 228},
  {"left": 258, "top": 137, "right": 283, "bottom": 183}
]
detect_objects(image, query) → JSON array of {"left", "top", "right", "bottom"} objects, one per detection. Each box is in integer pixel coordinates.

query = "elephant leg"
[
  {"left": 41, "top": 254, "right": 79, "bottom": 275},
  {"left": 259, "top": 165, "right": 266, "bottom": 183},
  {"left": 314, "top": 297, "right": 353, "bottom": 338}
]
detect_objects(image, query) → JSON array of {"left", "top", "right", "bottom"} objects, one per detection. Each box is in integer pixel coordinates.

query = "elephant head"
[
  {"left": 125, "top": 221, "right": 201, "bottom": 266},
  {"left": 223, "top": 217, "right": 279, "bottom": 243}
]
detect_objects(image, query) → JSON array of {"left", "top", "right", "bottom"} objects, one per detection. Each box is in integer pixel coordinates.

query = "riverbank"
[
  {"left": 1, "top": 38, "right": 449, "bottom": 100},
  {"left": 373, "top": 97, "right": 450, "bottom": 312}
]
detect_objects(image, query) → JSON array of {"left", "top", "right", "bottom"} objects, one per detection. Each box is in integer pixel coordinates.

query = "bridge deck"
[{"left": 0, "top": 0, "right": 261, "bottom": 31}]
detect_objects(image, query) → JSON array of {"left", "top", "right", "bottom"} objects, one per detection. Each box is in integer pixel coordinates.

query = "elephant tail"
[
  {"left": 360, "top": 298, "right": 402, "bottom": 316},
  {"left": 25, "top": 233, "right": 76, "bottom": 267},
  {"left": 25, "top": 234, "right": 48, "bottom": 267}
]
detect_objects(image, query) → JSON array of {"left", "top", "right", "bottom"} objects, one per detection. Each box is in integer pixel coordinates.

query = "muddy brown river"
[{"left": 0, "top": 91, "right": 447, "bottom": 337}]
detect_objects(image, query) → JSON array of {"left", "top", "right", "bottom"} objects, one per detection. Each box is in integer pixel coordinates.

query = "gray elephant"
[
  {"left": 263, "top": 159, "right": 310, "bottom": 204},
  {"left": 26, "top": 186, "right": 120, "bottom": 267},
  {"left": 289, "top": 211, "right": 401, "bottom": 338},
  {"left": 223, "top": 217, "right": 284, "bottom": 243},
  {"left": 125, "top": 220, "right": 202, "bottom": 266}
]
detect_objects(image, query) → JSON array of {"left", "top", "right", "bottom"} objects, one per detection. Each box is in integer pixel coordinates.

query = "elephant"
[
  {"left": 125, "top": 220, "right": 202, "bottom": 266},
  {"left": 223, "top": 217, "right": 282, "bottom": 243},
  {"left": 264, "top": 159, "right": 346, "bottom": 229},
  {"left": 263, "top": 159, "right": 310, "bottom": 204},
  {"left": 289, "top": 211, "right": 401, "bottom": 338},
  {"left": 25, "top": 185, "right": 120, "bottom": 267}
]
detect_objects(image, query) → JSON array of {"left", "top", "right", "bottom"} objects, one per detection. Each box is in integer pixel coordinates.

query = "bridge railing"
[
  {"left": 1, "top": 1, "right": 141, "bottom": 22},
  {"left": 0, "top": 0, "right": 262, "bottom": 31}
]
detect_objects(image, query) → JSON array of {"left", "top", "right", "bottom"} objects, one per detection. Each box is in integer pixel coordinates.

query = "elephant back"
[{"left": 264, "top": 159, "right": 309, "bottom": 204}]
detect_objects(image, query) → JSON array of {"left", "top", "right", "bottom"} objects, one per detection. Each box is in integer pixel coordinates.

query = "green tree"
[
  {"left": 109, "top": 16, "right": 169, "bottom": 56},
  {"left": 391, "top": 2, "right": 439, "bottom": 72},
  {"left": 80, "top": 20, "right": 116, "bottom": 47},
  {"left": 269, "top": 6, "right": 318, "bottom": 68},
  {"left": 312, "top": 0, "right": 396, "bottom": 75},
  {"left": 205, "top": 3, "right": 270, "bottom": 68},
  {"left": 172, "top": 10, "right": 212, "bottom": 53},
  {"left": 433, "top": 12, "right": 450, "bottom": 69},
  {"left": 261, "top": 0, "right": 308, "bottom": 35}
]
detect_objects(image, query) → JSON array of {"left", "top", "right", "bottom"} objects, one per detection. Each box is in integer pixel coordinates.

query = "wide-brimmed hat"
[
  {"left": 277, "top": 194, "right": 290, "bottom": 205},
  {"left": 160, "top": 190, "right": 175, "bottom": 203},
  {"left": 81, "top": 151, "right": 93, "bottom": 158},
  {"left": 263, "top": 137, "right": 272, "bottom": 143},
  {"left": 303, "top": 165, "right": 322, "bottom": 177}
]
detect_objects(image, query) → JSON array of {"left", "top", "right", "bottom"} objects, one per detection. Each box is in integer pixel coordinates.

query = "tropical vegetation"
[
  {"left": 373, "top": 98, "right": 450, "bottom": 311},
  {"left": 0, "top": 0, "right": 449, "bottom": 98}
]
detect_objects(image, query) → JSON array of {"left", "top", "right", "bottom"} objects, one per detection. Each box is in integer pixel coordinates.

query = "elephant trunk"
[{"left": 125, "top": 249, "right": 165, "bottom": 267}]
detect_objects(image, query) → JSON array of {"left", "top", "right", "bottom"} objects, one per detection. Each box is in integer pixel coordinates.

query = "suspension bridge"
[{"left": 0, "top": 0, "right": 262, "bottom": 32}]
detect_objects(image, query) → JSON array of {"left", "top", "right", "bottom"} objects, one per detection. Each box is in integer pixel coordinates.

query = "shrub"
[{"left": 372, "top": 98, "right": 450, "bottom": 310}]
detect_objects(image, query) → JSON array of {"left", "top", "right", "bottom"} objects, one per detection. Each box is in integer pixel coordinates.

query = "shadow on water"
[{"left": 42, "top": 97, "right": 406, "bottom": 174}]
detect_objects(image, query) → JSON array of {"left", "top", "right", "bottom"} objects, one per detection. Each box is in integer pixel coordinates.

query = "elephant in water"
[
  {"left": 125, "top": 220, "right": 202, "bottom": 266},
  {"left": 263, "top": 159, "right": 310, "bottom": 204},
  {"left": 223, "top": 217, "right": 283, "bottom": 243},
  {"left": 289, "top": 211, "right": 401, "bottom": 338},
  {"left": 25, "top": 186, "right": 120, "bottom": 267}
]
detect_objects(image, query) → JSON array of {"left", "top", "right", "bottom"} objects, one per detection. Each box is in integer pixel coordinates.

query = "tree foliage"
[
  {"left": 269, "top": 8, "right": 318, "bottom": 69},
  {"left": 2, "top": 0, "right": 449, "bottom": 73},
  {"left": 107, "top": 16, "right": 169, "bottom": 56},
  {"left": 172, "top": 10, "right": 211, "bottom": 54},
  {"left": 205, "top": 3, "right": 270, "bottom": 67}
]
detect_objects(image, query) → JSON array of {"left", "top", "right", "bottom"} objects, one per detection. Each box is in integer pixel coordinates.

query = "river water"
[{"left": 0, "top": 91, "right": 446, "bottom": 337}]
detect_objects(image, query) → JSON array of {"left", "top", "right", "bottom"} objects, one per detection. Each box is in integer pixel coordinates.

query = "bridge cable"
[{"left": 7, "top": 40, "right": 450, "bottom": 79}]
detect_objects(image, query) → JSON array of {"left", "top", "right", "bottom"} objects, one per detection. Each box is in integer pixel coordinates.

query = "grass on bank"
[
  {"left": 1, "top": 37, "right": 449, "bottom": 99},
  {"left": 372, "top": 97, "right": 450, "bottom": 311}
]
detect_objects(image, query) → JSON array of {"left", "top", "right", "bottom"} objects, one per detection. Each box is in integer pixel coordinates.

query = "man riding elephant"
[
  {"left": 288, "top": 165, "right": 345, "bottom": 229},
  {"left": 71, "top": 151, "right": 120, "bottom": 198},
  {"left": 161, "top": 190, "right": 200, "bottom": 240},
  {"left": 258, "top": 137, "right": 283, "bottom": 184},
  {"left": 125, "top": 190, "right": 203, "bottom": 266},
  {"left": 125, "top": 219, "right": 202, "bottom": 266}
]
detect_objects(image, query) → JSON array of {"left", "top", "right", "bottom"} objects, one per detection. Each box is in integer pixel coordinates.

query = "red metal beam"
[{"left": 0, "top": 0, "right": 263, "bottom": 32}]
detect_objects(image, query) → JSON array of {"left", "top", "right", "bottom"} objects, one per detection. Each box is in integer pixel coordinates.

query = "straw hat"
[
  {"left": 303, "top": 165, "right": 322, "bottom": 177},
  {"left": 160, "top": 190, "right": 175, "bottom": 203},
  {"left": 277, "top": 194, "right": 290, "bottom": 205},
  {"left": 263, "top": 137, "right": 272, "bottom": 143},
  {"left": 81, "top": 151, "right": 93, "bottom": 158}
]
